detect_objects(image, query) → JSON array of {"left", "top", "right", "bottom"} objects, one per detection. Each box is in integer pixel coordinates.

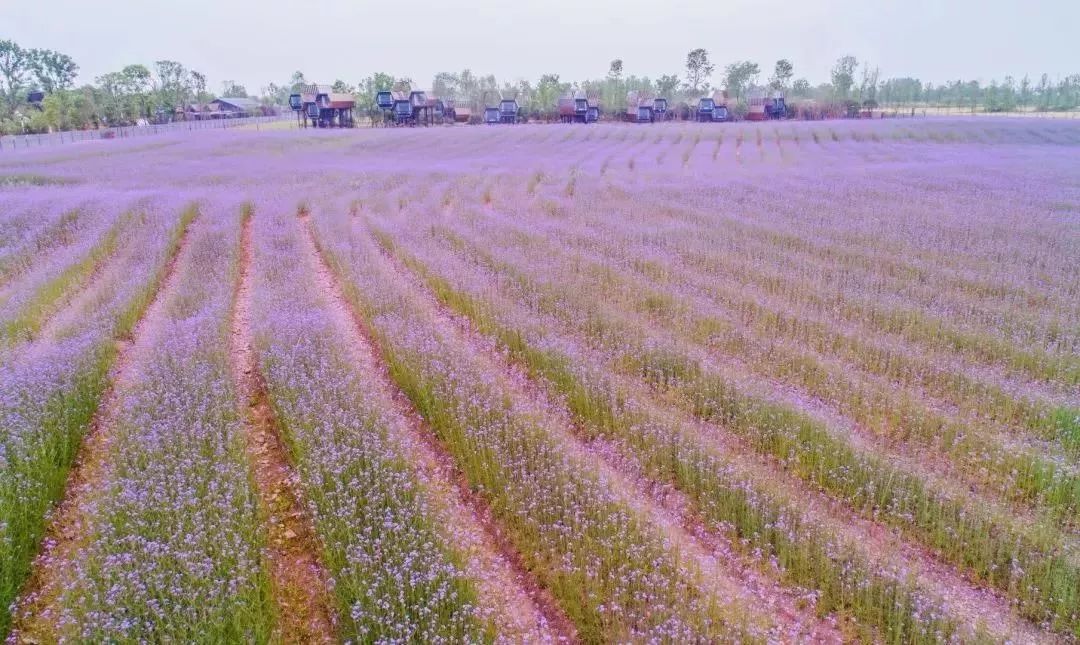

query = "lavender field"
[{"left": 0, "top": 118, "right": 1078, "bottom": 643}]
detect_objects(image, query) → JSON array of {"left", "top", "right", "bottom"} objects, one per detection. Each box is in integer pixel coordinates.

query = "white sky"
[{"left": 3, "top": 0, "right": 1078, "bottom": 94}]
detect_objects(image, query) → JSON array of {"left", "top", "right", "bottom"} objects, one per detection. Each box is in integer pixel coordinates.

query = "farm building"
[{"left": 209, "top": 97, "right": 262, "bottom": 118}]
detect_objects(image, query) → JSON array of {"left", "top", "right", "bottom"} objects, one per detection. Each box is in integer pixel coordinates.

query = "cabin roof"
[{"left": 213, "top": 97, "right": 261, "bottom": 111}]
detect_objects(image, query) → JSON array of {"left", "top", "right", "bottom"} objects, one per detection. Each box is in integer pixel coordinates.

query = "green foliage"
[
  {"left": 684, "top": 48, "right": 714, "bottom": 94},
  {"left": 723, "top": 60, "right": 761, "bottom": 102}
]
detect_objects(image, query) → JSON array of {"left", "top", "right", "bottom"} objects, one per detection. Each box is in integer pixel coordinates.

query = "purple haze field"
[{"left": 0, "top": 117, "right": 1078, "bottom": 643}]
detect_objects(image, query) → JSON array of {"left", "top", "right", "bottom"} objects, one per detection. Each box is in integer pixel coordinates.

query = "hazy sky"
[{"left": 3, "top": 0, "right": 1078, "bottom": 94}]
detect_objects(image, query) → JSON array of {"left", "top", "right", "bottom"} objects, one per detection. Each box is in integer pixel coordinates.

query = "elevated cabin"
[
  {"left": 452, "top": 104, "right": 472, "bottom": 123},
  {"left": 747, "top": 90, "right": 785, "bottom": 121},
  {"left": 294, "top": 85, "right": 355, "bottom": 128},
  {"left": 288, "top": 94, "right": 303, "bottom": 111},
  {"left": 499, "top": 98, "right": 519, "bottom": 124},
  {"left": 696, "top": 96, "right": 715, "bottom": 121},
  {"left": 558, "top": 91, "right": 591, "bottom": 123},
  {"left": 625, "top": 91, "right": 655, "bottom": 123},
  {"left": 376, "top": 90, "right": 395, "bottom": 110},
  {"left": 27, "top": 90, "right": 45, "bottom": 106},
  {"left": 426, "top": 96, "right": 447, "bottom": 123},
  {"left": 555, "top": 95, "right": 573, "bottom": 123},
  {"left": 325, "top": 93, "right": 356, "bottom": 127},
  {"left": 697, "top": 91, "right": 729, "bottom": 122},
  {"left": 586, "top": 106, "right": 600, "bottom": 123},
  {"left": 483, "top": 106, "right": 501, "bottom": 124},
  {"left": 393, "top": 97, "right": 413, "bottom": 124},
  {"left": 653, "top": 97, "right": 668, "bottom": 120},
  {"left": 376, "top": 91, "right": 409, "bottom": 125},
  {"left": 409, "top": 90, "right": 431, "bottom": 123}
]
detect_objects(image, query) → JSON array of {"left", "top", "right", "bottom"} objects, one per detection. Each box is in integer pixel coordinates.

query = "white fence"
[{"left": 0, "top": 115, "right": 290, "bottom": 152}]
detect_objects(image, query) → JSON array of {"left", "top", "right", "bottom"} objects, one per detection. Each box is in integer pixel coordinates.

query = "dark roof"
[{"left": 213, "top": 97, "right": 261, "bottom": 111}]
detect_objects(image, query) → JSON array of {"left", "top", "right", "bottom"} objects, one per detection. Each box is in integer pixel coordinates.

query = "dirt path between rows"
[
  {"left": 297, "top": 212, "right": 572, "bottom": 643},
  {"left": 229, "top": 210, "right": 338, "bottom": 643},
  {"left": 361, "top": 219, "right": 843, "bottom": 643},
  {"left": 7, "top": 212, "right": 198, "bottom": 644}
]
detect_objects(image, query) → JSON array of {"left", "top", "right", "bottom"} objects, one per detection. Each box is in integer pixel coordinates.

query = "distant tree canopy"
[
  {"left": 2, "top": 36, "right": 1078, "bottom": 135},
  {"left": 684, "top": 48, "right": 714, "bottom": 94},
  {"left": 831, "top": 55, "right": 859, "bottom": 99},
  {"left": 221, "top": 80, "right": 248, "bottom": 98},
  {"left": 723, "top": 61, "right": 760, "bottom": 101},
  {"left": 769, "top": 59, "right": 794, "bottom": 91}
]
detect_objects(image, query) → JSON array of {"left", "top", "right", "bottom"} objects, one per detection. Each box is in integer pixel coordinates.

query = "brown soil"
[
  {"left": 229, "top": 210, "right": 338, "bottom": 643},
  {"left": 8, "top": 213, "right": 198, "bottom": 643},
  {"left": 297, "top": 211, "right": 572, "bottom": 643}
]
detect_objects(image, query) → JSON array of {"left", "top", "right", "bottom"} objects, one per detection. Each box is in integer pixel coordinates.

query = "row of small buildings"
[{"left": 286, "top": 81, "right": 794, "bottom": 128}]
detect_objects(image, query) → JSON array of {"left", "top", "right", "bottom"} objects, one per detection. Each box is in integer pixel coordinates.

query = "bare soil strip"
[
  {"left": 297, "top": 213, "right": 571, "bottom": 643},
  {"left": 8, "top": 213, "right": 198, "bottom": 643},
  {"left": 229, "top": 210, "right": 338, "bottom": 643},
  {"left": 364, "top": 223, "right": 843, "bottom": 643}
]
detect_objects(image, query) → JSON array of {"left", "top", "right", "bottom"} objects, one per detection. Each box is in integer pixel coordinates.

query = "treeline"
[
  {"left": 244, "top": 51, "right": 1080, "bottom": 121},
  {"left": 3, "top": 37, "right": 1078, "bottom": 135},
  {"left": 1, "top": 38, "right": 255, "bottom": 135}
]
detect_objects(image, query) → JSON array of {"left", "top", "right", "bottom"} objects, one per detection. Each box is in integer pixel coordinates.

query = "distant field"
[{"left": 0, "top": 118, "right": 1078, "bottom": 642}]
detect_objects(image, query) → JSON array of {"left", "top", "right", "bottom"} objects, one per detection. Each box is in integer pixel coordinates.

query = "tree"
[
  {"left": 656, "top": 74, "right": 680, "bottom": 99},
  {"left": 330, "top": 79, "right": 355, "bottom": 95},
  {"left": 858, "top": 65, "right": 879, "bottom": 103},
  {"left": 0, "top": 40, "right": 32, "bottom": 111},
  {"left": 1019, "top": 75, "right": 1032, "bottom": 111},
  {"left": 29, "top": 48, "right": 78, "bottom": 93},
  {"left": 1037, "top": 73, "right": 1051, "bottom": 110},
  {"left": 42, "top": 87, "right": 95, "bottom": 131},
  {"left": 608, "top": 59, "right": 623, "bottom": 80},
  {"left": 768, "top": 59, "right": 793, "bottom": 91},
  {"left": 684, "top": 48, "right": 714, "bottom": 94},
  {"left": 723, "top": 60, "right": 760, "bottom": 102},
  {"left": 432, "top": 72, "right": 460, "bottom": 100},
  {"left": 190, "top": 71, "right": 209, "bottom": 101},
  {"left": 831, "top": 55, "right": 858, "bottom": 99},
  {"left": 607, "top": 59, "right": 625, "bottom": 111},
  {"left": 289, "top": 71, "right": 307, "bottom": 94},
  {"left": 154, "top": 60, "right": 190, "bottom": 113},
  {"left": 221, "top": 80, "right": 248, "bottom": 97},
  {"left": 791, "top": 78, "right": 811, "bottom": 97},
  {"left": 534, "top": 73, "right": 566, "bottom": 115}
]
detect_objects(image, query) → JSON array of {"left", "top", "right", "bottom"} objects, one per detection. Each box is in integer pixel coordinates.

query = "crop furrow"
[
  {"left": 371, "top": 216, "right": 1079, "bottom": 638},
  {"left": 307, "top": 205, "right": 775, "bottom": 643},
  {"left": 0, "top": 202, "right": 193, "bottom": 639}
]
